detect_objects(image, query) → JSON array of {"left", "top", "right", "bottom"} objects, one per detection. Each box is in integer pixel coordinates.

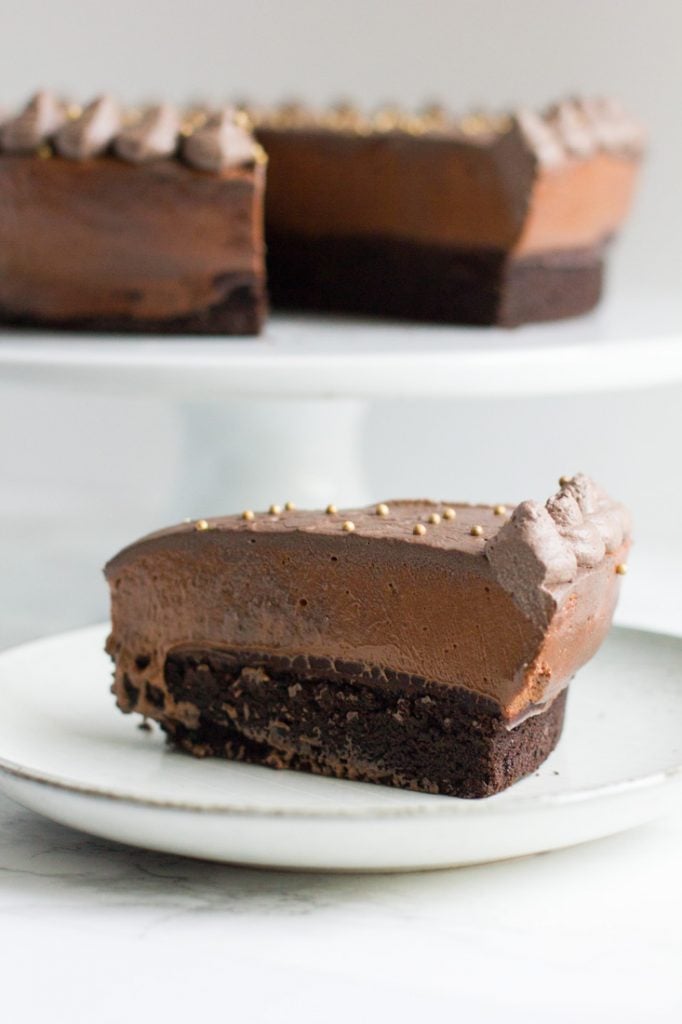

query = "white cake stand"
[{"left": 2, "top": 287, "right": 681, "bottom": 510}]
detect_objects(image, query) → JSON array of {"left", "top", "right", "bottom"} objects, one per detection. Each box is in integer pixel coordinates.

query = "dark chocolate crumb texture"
[
  {"left": 0, "top": 92, "right": 267, "bottom": 334},
  {"left": 105, "top": 476, "right": 630, "bottom": 798},
  {"left": 252, "top": 97, "right": 644, "bottom": 325}
]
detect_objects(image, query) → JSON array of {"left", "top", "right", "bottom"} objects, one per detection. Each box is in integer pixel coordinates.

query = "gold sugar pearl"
[
  {"left": 428, "top": 512, "right": 441, "bottom": 525},
  {"left": 241, "top": 509, "right": 255, "bottom": 521},
  {"left": 459, "top": 112, "right": 492, "bottom": 136},
  {"left": 268, "top": 504, "right": 282, "bottom": 515},
  {"left": 493, "top": 504, "right": 507, "bottom": 516},
  {"left": 342, "top": 520, "right": 356, "bottom": 533},
  {"left": 376, "top": 503, "right": 390, "bottom": 517},
  {"left": 413, "top": 523, "right": 426, "bottom": 536},
  {"left": 559, "top": 475, "right": 573, "bottom": 486},
  {"left": 373, "top": 107, "right": 402, "bottom": 132},
  {"left": 195, "top": 519, "right": 209, "bottom": 531},
  {"left": 442, "top": 508, "right": 456, "bottom": 520},
  {"left": 234, "top": 109, "right": 252, "bottom": 129},
  {"left": 284, "top": 501, "right": 296, "bottom": 511},
  {"left": 470, "top": 525, "right": 484, "bottom": 537},
  {"left": 326, "top": 504, "right": 338, "bottom": 515},
  {"left": 615, "top": 563, "right": 628, "bottom": 576}
]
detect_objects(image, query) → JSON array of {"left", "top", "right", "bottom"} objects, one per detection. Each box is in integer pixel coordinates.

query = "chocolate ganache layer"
[
  {"left": 105, "top": 476, "right": 630, "bottom": 797},
  {"left": 252, "top": 97, "right": 644, "bottom": 326},
  {"left": 0, "top": 93, "right": 267, "bottom": 335}
]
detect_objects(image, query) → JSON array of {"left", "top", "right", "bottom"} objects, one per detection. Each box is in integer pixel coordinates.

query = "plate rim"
[{"left": 1, "top": 622, "right": 681, "bottom": 821}]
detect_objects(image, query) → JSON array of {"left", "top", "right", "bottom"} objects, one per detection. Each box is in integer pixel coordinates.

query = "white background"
[{"left": 0, "top": 4, "right": 681, "bottom": 1021}]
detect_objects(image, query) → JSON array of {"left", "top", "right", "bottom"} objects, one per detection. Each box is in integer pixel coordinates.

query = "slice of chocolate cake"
[
  {"left": 253, "top": 97, "right": 644, "bottom": 326},
  {"left": 105, "top": 476, "right": 630, "bottom": 798},
  {"left": 0, "top": 92, "right": 266, "bottom": 334}
]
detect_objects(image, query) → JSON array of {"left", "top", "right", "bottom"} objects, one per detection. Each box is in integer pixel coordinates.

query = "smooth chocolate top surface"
[
  {"left": 251, "top": 96, "right": 645, "bottom": 163},
  {"left": 0, "top": 91, "right": 263, "bottom": 171},
  {"left": 107, "top": 475, "right": 629, "bottom": 588},
  {"left": 254, "top": 96, "right": 644, "bottom": 254},
  {"left": 106, "top": 476, "right": 630, "bottom": 722}
]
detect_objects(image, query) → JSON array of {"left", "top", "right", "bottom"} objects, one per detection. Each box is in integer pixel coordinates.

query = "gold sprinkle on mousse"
[
  {"left": 428, "top": 512, "right": 441, "bottom": 525},
  {"left": 241, "top": 509, "right": 255, "bottom": 521},
  {"left": 413, "top": 523, "right": 426, "bottom": 536},
  {"left": 470, "top": 524, "right": 484, "bottom": 537},
  {"left": 268, "top": 504, "right": 282, "bottom": 516},
  {"left": 376, "top": 503, "right": 390, "bottom": 517},
  {"left": 342, "top": 520, "right": 356, "bottom": 533},
  {"left": 443, "top": 507, "right": 456, "bottom": 521},
  {"left": 615, "top": 563, "right": 628, "bottom": 576},
  {"left": 326, "top": 504, "right": 338, "bottom": 515},
  {"left": 493, "top": 504, "right": 507, "bottom": 516},
  {"left": 195, "top": 519, "right": 209, "bottom": 531}
]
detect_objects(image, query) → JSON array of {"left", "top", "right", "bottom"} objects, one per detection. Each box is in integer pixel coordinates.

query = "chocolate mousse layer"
[
  {"left": 254, "top": 98, "right": 644, "bottom": 326},
  {"left": 0, "top": 93, "right": 266, "bottom": 335},
  {"left": 105, "top": 475, "right": 631, "bottom": 797}
]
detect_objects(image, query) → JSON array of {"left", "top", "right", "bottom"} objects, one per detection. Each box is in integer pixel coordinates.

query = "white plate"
[{"left": 0, "top": 624, "right": 680, "bottom": 872}]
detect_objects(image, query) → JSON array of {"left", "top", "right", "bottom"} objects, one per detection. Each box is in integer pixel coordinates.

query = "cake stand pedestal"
[
  {"left": 177, "top": 397, "right": 371, "bottom": 512},
  {"left": 2, "top": 287, "right": 682, "bottom": 511}
]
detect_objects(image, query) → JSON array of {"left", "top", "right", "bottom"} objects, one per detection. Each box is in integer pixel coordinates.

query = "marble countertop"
[{"left": 1, "top": 790, "right": 680, "bottom": 1023}]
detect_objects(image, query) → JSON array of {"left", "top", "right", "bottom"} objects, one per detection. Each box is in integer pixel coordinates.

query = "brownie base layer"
[
  {"left": 265, "top": 233, "right": 605, "bottom": 327},
  {"left": 155, "top": 648, "right": 568, "bottom": 798},
  {"left": 0, "top": 275, "right": 266, "bottom": 336}
]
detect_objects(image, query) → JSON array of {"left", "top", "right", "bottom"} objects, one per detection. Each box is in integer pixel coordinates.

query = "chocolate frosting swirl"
[
  {"left": 0, "top": 90, "right": 65, "bottom": 153},
  {"left": 512, "top": 97, "right": 645, "bottom": 168},
  {"left": 54, "top": 95, "right": 121, "bottom": 160},
  {"left": 485, "top": 501, "right": 578, "bottom": 621},
  {"left": 114, "top": 104, "right": 180, "bottom": 163},
  {"left": 486, "top": 474, "right": 631, "bottom": 618},
  {"left": 182, "top": 108, "right": 256, "bottom": 171},
  {"left": 513, "top": 108, "right": 565, "bottom": 167},
  {"left": 546, "top": 100, "right": 597, "bottom": 158},
  {"left": 558, "top": 473, "right": 629, "bottom": 554},
  {"left": 545, "top": 490, "right": 606, "bottom": 567},
  {"left": 578, "top": 97, "right": 646, "bottom": 153}
]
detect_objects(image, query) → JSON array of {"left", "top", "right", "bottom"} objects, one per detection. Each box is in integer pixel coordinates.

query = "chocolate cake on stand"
[
  {"left": 0, "top": 92, "right": 266, "bottom": 334},
  {"left": 0, "top": 91, "right": 643, "bottom": 334},
  {"left": 0, "top": 92, "right": 678, "bottom": 520},
  {"left": 253, "top": 97, "right": 644, "bottom": 326}
]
